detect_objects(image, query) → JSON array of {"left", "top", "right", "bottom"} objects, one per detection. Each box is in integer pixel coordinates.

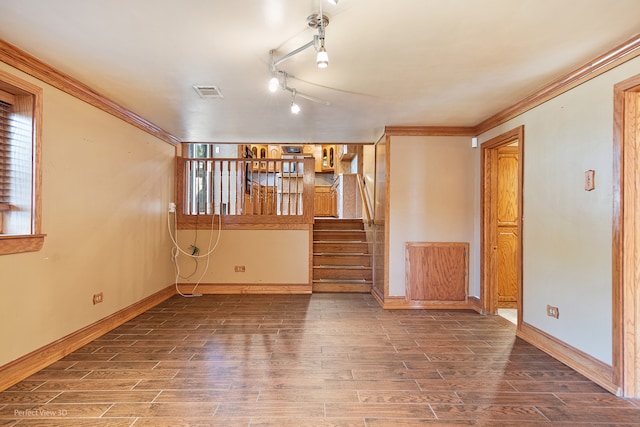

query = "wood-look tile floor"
[{"left": 1, "top": 293, "right": 639, "bottom": 426}]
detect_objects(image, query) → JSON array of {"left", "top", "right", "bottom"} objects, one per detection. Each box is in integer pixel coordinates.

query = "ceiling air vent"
[{"left": 193, "top": 85, "right": 223, "bottom": 99}]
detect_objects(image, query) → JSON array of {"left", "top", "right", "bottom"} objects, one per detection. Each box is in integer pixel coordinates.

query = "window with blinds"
[
  {"left": 0, "top": 95, "right": 35, "bottom": 235},
  {"left": 0, "top": 71, "right": 43, "bottom": 254},
  {"left": 0, "top": 101, "right": 11, "bottom": 206}
]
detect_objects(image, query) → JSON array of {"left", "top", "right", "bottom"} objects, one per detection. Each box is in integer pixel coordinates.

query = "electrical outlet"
[
  {"left": 546, "top": 304, "right": 559, "bottom": 319},
  {"left": 93, "top": 292, "right": 103, "bottom": 305},
  {"left": 168, "top": 202, "right": 176, "bottom": 213},
  {"left": 234, "top": 265, "right": 245, "bottom": 273}
]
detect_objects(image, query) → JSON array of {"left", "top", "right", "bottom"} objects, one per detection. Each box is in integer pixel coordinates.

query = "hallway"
[{"left": 0, "top": 294, "right": 638, "bottom": 425}]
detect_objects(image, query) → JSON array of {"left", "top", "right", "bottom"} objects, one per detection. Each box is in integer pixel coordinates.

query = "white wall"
[
  {"left": 0, "top": 63, "right": 175, "bottom": 367},
  {"left": 388, "top": 136, "right": 477, "bottom": 297},
  {"left": 478, "top": 55, "right": 640, "bottom": 365}
]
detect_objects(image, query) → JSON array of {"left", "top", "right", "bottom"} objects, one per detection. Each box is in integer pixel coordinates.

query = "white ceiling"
[{"left": 0, "top": 0, "right": 639, "bottom": 143}]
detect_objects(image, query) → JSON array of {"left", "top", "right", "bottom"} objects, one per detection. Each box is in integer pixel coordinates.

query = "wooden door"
[
  {"left": 496, "top": 146, "right": 519, "bottom": 308},
  {"left": 481, "top": 126, "right": 523, "bottom": 316}
]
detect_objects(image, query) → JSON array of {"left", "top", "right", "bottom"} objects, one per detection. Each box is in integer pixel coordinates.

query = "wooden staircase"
[{"left": 313, "top": 218, "right": 372, "bottom": 293}]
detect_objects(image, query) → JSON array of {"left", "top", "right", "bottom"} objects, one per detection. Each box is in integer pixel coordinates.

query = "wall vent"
[{"left": 193, "top": 85, "right": 223, "bottom": 99}]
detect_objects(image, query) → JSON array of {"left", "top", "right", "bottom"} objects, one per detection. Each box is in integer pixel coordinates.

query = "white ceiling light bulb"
[
  {"left": 291, "top": 101, "right": 301, "bottom": 114},
  {"left": 316, "top": 47, "right": 329, "bottom": 68},
  {"left": 268, "top": 76, "right": 279, "bottom": 92}
]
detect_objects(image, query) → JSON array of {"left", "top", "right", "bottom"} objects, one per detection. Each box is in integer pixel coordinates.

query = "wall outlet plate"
[
  {"left": 93, "top": 292, "right": 103, "bottom": 305},
  {"left": 546, "top": 304, "right": 559, "bottom": 319}
]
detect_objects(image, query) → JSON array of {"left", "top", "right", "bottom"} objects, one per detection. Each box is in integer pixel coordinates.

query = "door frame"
[
  {"left": 612, "top": 74, "right": 640, "bottom": 397},
  {"left": 480, "top": 126, "right": 524, "bottom": 324}
]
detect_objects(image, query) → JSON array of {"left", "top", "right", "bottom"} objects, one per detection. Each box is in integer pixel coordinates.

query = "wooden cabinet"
[
  {"left": 314, "top": 185, "right": 336, "bottom": 217},
  {"left": 321, "top": 145, "right": 335, "bottom": 171},
  {"left": 406, "top": 242, "right": 468, "bottom": 302}
]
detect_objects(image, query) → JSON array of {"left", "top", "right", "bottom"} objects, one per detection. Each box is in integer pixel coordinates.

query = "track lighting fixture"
[
  {"left": 268, "top": 0, "right": 336, "bottom": 113},
  {"left": 268, "top": 76, "right": 279, "bottom": 92},
  {"left": 290, "top": 91, "right": 300, "bottom": 114},
  {"left": 316, "top": 45, "right": 328, "bottom": 68}
]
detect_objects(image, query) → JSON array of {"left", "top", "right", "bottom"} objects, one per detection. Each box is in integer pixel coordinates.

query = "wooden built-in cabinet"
[
  {"left": 314, "top": 185, "right": 336, "bottom": 217},
  {"left": 405, "top": 242, "right": 469, "bottom": 303},
  {"left": 321, "top": 145, "right": 335, "bottom": 171}
]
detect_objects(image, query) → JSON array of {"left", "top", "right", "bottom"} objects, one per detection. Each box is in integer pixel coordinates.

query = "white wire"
[
  {"left": 167, "top": 209, "right": 220, "bottom": 258},
  {"left": 168, "top": 209, "right": 222, "bottom": 297}
]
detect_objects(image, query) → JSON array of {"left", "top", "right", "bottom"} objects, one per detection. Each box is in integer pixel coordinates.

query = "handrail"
[
  {"left": 175, "top": 157, "right": 315, "bottom": 227},
  {"left": 357, "top": 174, "right": 373, "bottom": 226}
]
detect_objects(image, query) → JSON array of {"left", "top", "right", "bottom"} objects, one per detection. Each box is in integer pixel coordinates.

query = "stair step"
[
  {"left": 314, "top": 219, "right": 364, "bottom": 231},
  {"left": 313, "top": 241, "right": 369, "bottom": 254},
  {"left": 312, "top": 280, "right": 372, "bottom": 293},
  {"left": 313, "top": 266, "right": 372, "bottom": 281},
  {"left": 313, "top": 230, "right": 366, "bottom": 241},
  {"left": 313, "top": 254, "right": 371, "bottom": 267}
]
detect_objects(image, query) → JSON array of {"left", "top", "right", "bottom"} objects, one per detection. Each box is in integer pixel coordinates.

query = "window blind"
[{"left": 0, "top": 101, "right": 10, "bottom": 205}]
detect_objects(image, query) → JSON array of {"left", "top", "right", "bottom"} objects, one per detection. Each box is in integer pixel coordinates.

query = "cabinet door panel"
[{"left": 406, "top": 243, "right": 468, "bottom": 302}]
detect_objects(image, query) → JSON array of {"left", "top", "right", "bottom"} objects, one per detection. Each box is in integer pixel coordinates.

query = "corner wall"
[
  {"left": 0, "top": 63, "right": 176, "bottom": 367},
  {"left": 388, "top": 136, "right": 477, "bottom": 297},
  {"left": 477, "top": 55, "right": 640, "bottom": 366}
]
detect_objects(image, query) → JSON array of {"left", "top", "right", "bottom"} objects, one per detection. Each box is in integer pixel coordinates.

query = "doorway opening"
[
  {"left": 481, "top": 126, "right": 524, "bottom": 327},
  {"left": 612, "top": 74, "right": 640, "bottom": 397}
]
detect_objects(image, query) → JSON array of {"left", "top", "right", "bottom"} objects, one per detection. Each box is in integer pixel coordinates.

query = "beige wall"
[
  {"left": 174, "top": 229, "right": 309, "bottom": 284},
  {"left": 0, "top": 63, "right": 175, "bottom": 366},
  {"left": 388, "top": 136, "right": 477, "bottom": 297},
  {"left": 478, "top": 55, "right": 640, "bottom": 366}
]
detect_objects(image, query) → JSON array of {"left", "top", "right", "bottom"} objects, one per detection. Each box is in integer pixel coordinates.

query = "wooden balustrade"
[{"left": 175, "top": 157, "right": 315, "bottom": 228}]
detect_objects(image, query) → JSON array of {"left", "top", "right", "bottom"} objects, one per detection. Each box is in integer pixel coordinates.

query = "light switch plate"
[{"left": 585, "top": 170, "right": 595, "bottom": 191}]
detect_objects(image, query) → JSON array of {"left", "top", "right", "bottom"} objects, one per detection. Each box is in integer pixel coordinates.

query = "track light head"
[
  {"left": 268, "top": 76, "right": 279, "bottom": 92},
  {"left": 290, "top": 90, "right": 300, "bottom": 114},
  {"left": 316, "top": 46, "right": 328, "bottom": 68}
]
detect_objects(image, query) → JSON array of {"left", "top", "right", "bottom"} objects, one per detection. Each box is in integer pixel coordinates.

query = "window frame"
[{"left": 0, "top": 69, "right": 44, "bottom": 255}]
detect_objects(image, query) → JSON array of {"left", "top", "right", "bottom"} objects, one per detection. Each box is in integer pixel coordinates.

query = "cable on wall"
[{"left": 167, "top": 207, "right": 222, "bottom": 297}]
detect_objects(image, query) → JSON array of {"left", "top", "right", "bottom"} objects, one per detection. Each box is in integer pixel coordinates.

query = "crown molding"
[
  {"left": 385, "top": 34, "right": 640, "bottom": 138},
  {"left": 0, "top": 39, "right": 181, "bottom": 146},
  {"left": 384, "top": 126, "right": 476, "bottom": 137},
  {"left": 474, "top": 33, "right": 640, "bottom": 134}
]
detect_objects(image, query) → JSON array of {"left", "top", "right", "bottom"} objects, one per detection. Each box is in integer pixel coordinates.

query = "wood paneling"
[{"left": 406, "top": 242, "right": 468, "bottom": 302}]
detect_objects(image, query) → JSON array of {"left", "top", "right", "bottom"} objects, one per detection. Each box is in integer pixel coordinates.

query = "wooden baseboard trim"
[
  {"left": 0, "top": 285, "right": 176, "bottom": 392},
  {"left": 468, "top": 296, "right": 482, "bottom": 313},
  {"left": 518, "top": 322, "right": 619, "bottom": 395},
  {"left": 371, "top": 287, "right": 385, "bottom": 307},
  {"left": 382, "top": 297, "right": 474, "bottom": 310},
  {"left": 178, "top": 283, "right": 312, "bottom": 294},
  {"left": 312, "top": 282, "right": 372, "bottom": 293}
]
